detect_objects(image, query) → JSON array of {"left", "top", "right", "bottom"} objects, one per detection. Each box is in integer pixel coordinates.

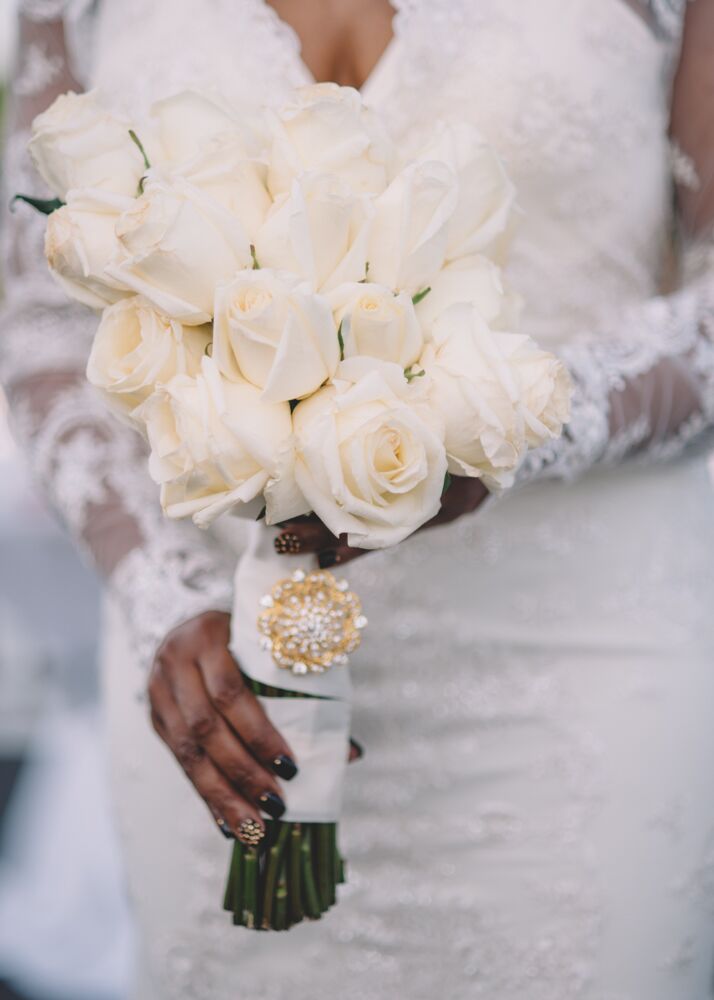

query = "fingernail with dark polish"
[
  {"left": 318, "top": 549, "right": 337, "bottom": 569},
  {"left": 259, "top": 791, "right": 286, "bottom": 819},
  {"left": 272, "top": 754, "right": 298, "bottom": 780},
  {"left": 216, "top": 818, "right": 235, "bottom": 840}
]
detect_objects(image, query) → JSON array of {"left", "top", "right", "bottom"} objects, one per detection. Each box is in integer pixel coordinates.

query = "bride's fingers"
[
  {"left": 275, "top": 520, "right": 369, "bottom": 568},
  {"left": 169, "top": 665, "right": 288, "bottom": 817},
  {"left": 199, "top": 646, "right": 298, "bottom": 784},
  {"left": 274, "top": 518, "right": 338, "bottom": 555},
  {"left": 149, "top": 680, "right": 266, "bottom": 843},
  {"left": 424, "top": 476, "right": 489, "bottom": 529},
  {"left": 323, "top": 480, "right": 487, "bottom": 560},
  {"left": 274, "top": 479, "right": 487, "bottom": 568}
]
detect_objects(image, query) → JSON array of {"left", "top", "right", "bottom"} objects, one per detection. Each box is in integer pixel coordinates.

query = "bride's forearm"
[
  {"left": 516, "top": 251, "right": 714, "bottom": 487},
  {"left": 1, "top": 15, "right": 236, "bottom": 664}
]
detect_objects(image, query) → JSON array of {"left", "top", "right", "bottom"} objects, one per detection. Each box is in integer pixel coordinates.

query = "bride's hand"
[
  {"left": 274, "top": 475, "right": 489, "bottom": 567},
  {"left": 148, "top": 612, "right": 364, "bottom": 842},
  {"left": 148, "top": 611, "right": 298, "bottom": 844}
]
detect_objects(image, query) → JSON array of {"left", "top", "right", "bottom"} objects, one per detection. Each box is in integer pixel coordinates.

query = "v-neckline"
[{"left": 259, "top": 0, "right": 399, "bottom": 100}]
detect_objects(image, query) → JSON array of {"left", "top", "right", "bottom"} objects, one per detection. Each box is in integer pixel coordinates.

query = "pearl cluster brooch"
[{"left": 257, "top": 569, "right": 367, "bottom": 675}]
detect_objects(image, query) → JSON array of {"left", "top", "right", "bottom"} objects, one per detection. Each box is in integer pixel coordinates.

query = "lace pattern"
[
  {"left": 5, "top": 2, "right": 712, "bottom": 998},
  {"left": 18, "top": 0, "right": 71, "bottom": 20},
  {"left": 109, "top": 532, "right": 235, "bottom": 671},
  {"left": 669, "top": 139, "right": 701, "bottom": 192},
  {"left": 14, "top": 42, "right": 65, "bottom": 96},
  {"left": 518, "top": 233, "right": 714, "bottom": 484},
  {"left": 1, "top": 0, "right": 707, "bottom": 666},
  {"left": 645, "top": 0, "right": 690, "bottom": 40},
  {"left": 1, "top": 126, "right": 236, "bottom": 668}
]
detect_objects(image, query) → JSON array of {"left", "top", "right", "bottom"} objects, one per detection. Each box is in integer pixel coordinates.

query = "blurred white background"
[
  {"left": 0, "top": 4, "right": 134, "bottom": 997},
  {"left": 0, "top": 1, "right": 18, "bottom": 80}
]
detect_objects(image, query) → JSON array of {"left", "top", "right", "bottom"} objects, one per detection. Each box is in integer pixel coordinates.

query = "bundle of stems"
[{"left": 221, "top": 676, "right": 346, "bottom": 931}]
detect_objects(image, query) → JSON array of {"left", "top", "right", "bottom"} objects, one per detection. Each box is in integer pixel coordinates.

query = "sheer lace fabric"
[
  {"left": 625, "top": 0, "right": 691, "bottom": 40},
  {"left": 5, "top": 3, "right": 714, "bottom": 999},
  {"left": 518, "top": 234, "right": 714, "bottom": 483},
  {"left": 1, "top": 0, "right": 712, "bottom": 673},
  {"left": 1, "top": 14, "right": 234, "bottom": 668}
]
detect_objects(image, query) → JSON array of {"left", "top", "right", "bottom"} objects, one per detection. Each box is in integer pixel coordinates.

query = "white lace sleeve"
[
  {"left": 517, "top": 233, "right": 714, "bottom": 483},
  {"left": 518, "top": 2, "right": 714, "bottom": 485},
  {"left": 1, "top": 7, "right": 235, "bottom": 668}
]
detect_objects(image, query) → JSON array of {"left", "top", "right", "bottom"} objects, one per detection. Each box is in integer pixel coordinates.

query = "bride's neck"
[{"left": 265, "top": 0, "right": 395, "bottom": 90}]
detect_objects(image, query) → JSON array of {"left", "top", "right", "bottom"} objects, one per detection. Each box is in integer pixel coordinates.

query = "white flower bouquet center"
[{"left": 21, "top": 80, "right": 572, "bottom": 932}]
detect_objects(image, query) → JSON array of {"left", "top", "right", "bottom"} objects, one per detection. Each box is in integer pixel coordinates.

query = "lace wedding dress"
[{"left": 3, "top": 1, "right": 714, "bottom": 997}]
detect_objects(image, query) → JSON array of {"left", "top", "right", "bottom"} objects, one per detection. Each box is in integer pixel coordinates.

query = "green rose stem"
[
  {"left": 300, "top": 827, "right": 323, "bottom": 920},
  {"left": 242, "top": 848, "right": 259, "bottom": 929},
  {"left": 223, "top": 838, "right": 243, "bottom": 916},
  {"left": 221, "top": 675, "right": 346, "bottom": 930},
  {"left": 336, "top": 844, "right": 347, "bottom": 886},
  {"left": 261, "top": 823, "right": 289, "bottom": 929},
  {"left": 232, "top": 847, "right": 245, "bottom": 926},
  {"left": 316, "top": 825, "right": 332, "bottom": 910},
  {"left": 289, "top": 825, "right": 305, "bottom": 924},
  {"left": 328, "top": 825, "right": 338, "bottom": 905},
  {"left": 273, "top": 856, "right": 289, "bottom": 930}
]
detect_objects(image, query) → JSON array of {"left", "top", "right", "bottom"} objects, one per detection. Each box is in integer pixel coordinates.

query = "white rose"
[
  {"left": 86, "top": 297, "right": 210, "bottom": 418},
  {"left": 268, "top": 83, "right": 393, "bottom": 197},
  {"left": 291, "top": 357, "right": 447, "bottom": 548},
  {"left": 29, "top": 91, "right": 145, "bottom": 199},
  {"left": 420, "top": 123, "right": 516, "bottom": 262},
  {"left": 508, "top": 339, "right": 572, "bottom": 447},
  {"left": 416, "top": 255, "right": 518, "bottom": 333},
  {"left": 44, "top": 189, "right": 133, "bottom": 309},
  {"left": 213, "top": 269, "right": 339, "bottom": 402},
  {"left": 106, "top": 175, "right": 252, "bottom": 324},
  {"left": 420, "top": 304, "right": 527, "bottom": 489},
  {"left": 367, "top": 160, "right": 458, "bottom": 294},
  {"left": 329, "top": 282, "right": 424, "bottom": 367},
  {"left": 138, "top": 357, "right": 292, "bottom": 526},
  {"left": 178, "top": 137, "right": 272, "bottom": 239},
  {"left": 148, "top": 90, "right": 261, "bottom": 167},
  {"left": 254, "top": 173, "right": 372, "bottom": 292}
]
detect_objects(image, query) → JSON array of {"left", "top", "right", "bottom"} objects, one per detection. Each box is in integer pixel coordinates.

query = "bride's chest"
[
  {"left": 91, "top": 0, "right": 678, "bottom": 332},
  {"left": 93, "top": 0, "right": 672, "bottom": 173}
]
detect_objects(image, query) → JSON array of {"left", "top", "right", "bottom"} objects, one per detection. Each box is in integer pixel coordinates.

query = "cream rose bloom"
[
  {"left": 148, "top": 90, "right": 263, "bottom": 167},
  {"left": 137, "top": 358, "right": 292, "bottom": 526},
  {"left": 213, "top": 270, "right": 339, "bottom": 402},
  {"left": 420, "top": 123, "right": 516, "bottom": 262},
  {"left": 45, "top": 190, "right": 133, "bottom": 309},
  {"left": 178, "top": 138, "right": 271, "bottom": 239},
  {"left": 367, "top": 160, "right": 458, "bottom": 294},
  {"left": 254, "top": 173, "right": 372, "bottom": 292},
  {"left": 291, "top": 358, "right": 447, "bottom": 548},
  {"left": 329, "top": 282, "right": 424, "bottom": 367},
  {"left": 29, "top": 91, "right": 145, "bottom": 199},
  {"left": 106, "top": 175, "right": 252, "bottom": 324},
  {"left": 267, "top": 83, "right": 393, "bottom": 197},
  {"left": 86, "top": 297, "right": 210, "bottom": 419},
  {"left": 508, "top": 339, "right": 572, "bottom": 447},
  {"left": 28, "top": 91, "right": 144, "bottom": 201},
  {"left": 416, "top": 255, "right": 520, "bottom": 333},
  {"left": 420, "top": 304, "right": 528, "bottom": 489}
]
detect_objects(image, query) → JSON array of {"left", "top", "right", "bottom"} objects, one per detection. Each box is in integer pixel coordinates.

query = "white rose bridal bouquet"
[{"left": 17, "top": 82, "right": 571, "bottom": 930}]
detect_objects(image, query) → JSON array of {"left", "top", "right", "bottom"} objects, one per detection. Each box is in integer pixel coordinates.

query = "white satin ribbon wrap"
[
  {"left": 257, "top": 696, "right": 351, "bottom": 821},
  {"left": 230, "top": 521, "right": 352, "bottom": 822}
]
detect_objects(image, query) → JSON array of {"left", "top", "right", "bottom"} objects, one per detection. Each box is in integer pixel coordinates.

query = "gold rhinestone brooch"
[{"left": 257, "top": 569, "right": 367, "bottom": 675}]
